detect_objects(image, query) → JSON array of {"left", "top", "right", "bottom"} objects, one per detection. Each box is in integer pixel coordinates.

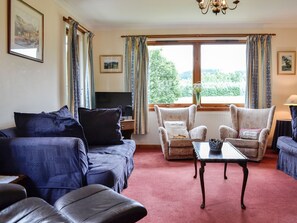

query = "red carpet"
[{"left": 123, "top": 148, "right": 297, "bottom": 223}]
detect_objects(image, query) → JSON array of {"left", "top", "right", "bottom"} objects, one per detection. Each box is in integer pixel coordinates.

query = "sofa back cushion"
[
  {"left": 14, "top": 106, "right": 88, "bottom": 150},
  {"left": 78, "top": 107, "right": 123, "bottom": 145}
]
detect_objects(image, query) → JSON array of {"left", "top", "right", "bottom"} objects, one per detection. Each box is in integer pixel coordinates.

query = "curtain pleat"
[
  {"left": 125, "top": 37, "right": 149, "bottom": 135},
  {"left": 67, "top": 20, "right": 81, "bottom": 119},
  {"left": 83, "top": 32, "right": 95, "bottom": 109},
  {"left": 246, "top": 35, "right": 272, "bottom": 108},
  {"left": 66, "top": 19, "right": 95, "bottom": 119}
]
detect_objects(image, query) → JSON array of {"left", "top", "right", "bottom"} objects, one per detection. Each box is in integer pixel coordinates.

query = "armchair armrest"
[
  {"left": 189, "top": 126, "right": 207, "bottom": 141},
  {"left": 0, "top": 184, "right": 27, "bottom": 210},
  {"left": 258, "top": 128, "right": 270, "bottom": 145},
  {"left": 158, "top": 127, "right": 170, "bottom": 160},
  {"left": 219, "top": 125, "right": 238, "bottom": 140}
]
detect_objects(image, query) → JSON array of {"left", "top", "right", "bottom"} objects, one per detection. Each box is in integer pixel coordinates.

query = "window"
[
  {"left": 148, "top": 44, "right": 193, "bottom": 105},
  {"left": 200, "top": 44, "right": 246, "bottom": 104},
  {"left": 148, "top": 39, "right": 247, "bottom": 110}
]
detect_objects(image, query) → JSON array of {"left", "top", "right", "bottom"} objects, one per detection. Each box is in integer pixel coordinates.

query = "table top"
[{"left": 192, "top": 141, "right": 247, "bottom": 162}]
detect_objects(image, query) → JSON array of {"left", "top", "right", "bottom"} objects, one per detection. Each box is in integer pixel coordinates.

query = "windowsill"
[{"left": 149, "top": 103, "right": 244, "bottom": 112}]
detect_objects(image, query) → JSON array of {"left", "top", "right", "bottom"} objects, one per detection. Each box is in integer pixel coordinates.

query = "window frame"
[{"left": 148, "top": 39, "right": 246, "bottom": 111}]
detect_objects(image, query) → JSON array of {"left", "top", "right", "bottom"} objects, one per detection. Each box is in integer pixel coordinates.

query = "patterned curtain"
[
  {"left": 125, "top": 36, "right": 149, "bottom": 134},
  {"left": 67, "top": 20, "right": 81, "bottom": 119},
  {"left": 83, "top": 32, "right": 95, "bottom": 109},
  {"left": 66, "top": 19, "right": 95, "bottom": 119},
  {"left": 246, "top": 35, "right": 272, "bottom": 108}
]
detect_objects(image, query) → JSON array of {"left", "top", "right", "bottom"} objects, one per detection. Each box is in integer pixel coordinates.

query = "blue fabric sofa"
[
  {"left": 0, "top": 106, "right": 136, "bottom": 205},
  {"left": 277, "top": 136, "right": 297, "bottom": 179},
  {"left": 0, "top": 128, "right": 135, "bottom": 204}
]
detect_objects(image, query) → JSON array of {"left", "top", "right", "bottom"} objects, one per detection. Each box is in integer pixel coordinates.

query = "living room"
[{"left": 0, "top": 0, "right": 297, "bottom": 222}]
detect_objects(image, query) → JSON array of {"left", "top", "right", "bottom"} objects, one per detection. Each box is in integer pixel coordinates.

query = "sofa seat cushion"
[
  {"left": 87, "top": 153, "right": 127, "bottom": 192},
  {"left": 87, "top": 140, "right": 136, "bottom": 192}
]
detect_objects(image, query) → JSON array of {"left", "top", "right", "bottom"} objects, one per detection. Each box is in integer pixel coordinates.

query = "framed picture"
[
  {"left": 8, "top": 0, "right": 44, "bottom": 63},
  {"left": 100, "top": 55, "right": 123, "bottom": 73},
  {"left": 277, "top": 51, "right": 296, "bottom": 75}
]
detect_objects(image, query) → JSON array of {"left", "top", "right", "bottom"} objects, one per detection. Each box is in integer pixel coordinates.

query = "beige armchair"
[
  {"left": 154, "top": 104, "right": 207, "bottom": 160},
  {"left": 219, "top": 104, "right": 276, "bottom": 162}
]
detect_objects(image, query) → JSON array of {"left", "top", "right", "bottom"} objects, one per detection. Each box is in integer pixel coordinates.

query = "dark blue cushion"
[
  {"left": 49, "top": 105, "right": 73, "bottom": 118},
  {"left": 290, "top": 106, "right": 297, "bottom": 142},
  {"left": 78, "top": 107, "right": 123, "bottom": 145},
  {"left": 14, "top": 106, "right": 88, "bottom": 150}
]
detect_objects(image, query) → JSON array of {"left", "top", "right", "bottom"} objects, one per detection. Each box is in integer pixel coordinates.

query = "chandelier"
[{"left": 196, "top": 0, "right": 240, "bottom": 15}]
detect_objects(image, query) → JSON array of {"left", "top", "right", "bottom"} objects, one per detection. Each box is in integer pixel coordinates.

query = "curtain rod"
[
  {"left": 63, "top": 16, "right": 91, "bottom": 34},
  {"left": 121, "top": 33, "right": 276, "bottom": 38}
]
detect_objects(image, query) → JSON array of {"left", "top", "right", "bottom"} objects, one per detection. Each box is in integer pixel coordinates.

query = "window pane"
[
  {"left": 148, "top": 45, "right": 193, "bottom": 104},
  {"left": 201, "top": 44, "right": 246, "bottom": 104}
]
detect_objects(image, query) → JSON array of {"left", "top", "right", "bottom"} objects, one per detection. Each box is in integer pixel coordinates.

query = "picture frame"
[
  {"left": 100, "top": 55, "right": 123, "bottom": 73},
  {"left": 277, "top": 51, "right": 296, "bottom": 75},
  {"left": 8, "top": 0, "right": 44, "bottom": 63}
]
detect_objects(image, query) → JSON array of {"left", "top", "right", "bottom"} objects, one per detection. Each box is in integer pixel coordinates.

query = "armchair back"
[
  {"left": 154, "top": 104, "right": 197, "bottom": 131},
  {"left": 230, "top": 104, "right": 276, "bottom": 132}
]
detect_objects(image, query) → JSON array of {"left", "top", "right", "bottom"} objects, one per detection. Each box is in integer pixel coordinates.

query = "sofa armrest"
[
  {"left": 219, "top": 125, "right": 238, "bottom": 140},
  {"left": 0, "top": 184, "right": 27, "bottom": 210},
  {"left": 0, "top": 137, "right": 89, "bottom": 204}
]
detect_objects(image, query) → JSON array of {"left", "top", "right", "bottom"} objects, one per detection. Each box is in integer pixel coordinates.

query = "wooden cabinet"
[{"left": 120, "top": 119, "right": 134, "bottom": 139}]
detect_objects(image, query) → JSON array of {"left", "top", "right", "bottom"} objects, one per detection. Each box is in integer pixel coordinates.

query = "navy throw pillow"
[
  {"left": 49, "top": 105, "right": 73, "bottom": 118},
  {"left": 14, "top": 107, "right": 88, "bottom": 150},
  {"left": 290, "top": 106, "right": 297, "bottom": 142},
  {"left": 78, "top": 107, "right": 123, "bottom": 145}
]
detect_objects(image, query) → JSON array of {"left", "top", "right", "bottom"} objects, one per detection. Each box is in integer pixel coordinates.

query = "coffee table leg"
[
  {"left": 193, "top": 149, "right": 197, "bottom": 179},
  {"left": 239, "top": 162, "right": 249, "bottom": 209},
  {"left": 199, "top": 161, "right": 206, "bottom": 209},
  {"left": 224, "top": 162, "right": 228, "bottom": 179}
]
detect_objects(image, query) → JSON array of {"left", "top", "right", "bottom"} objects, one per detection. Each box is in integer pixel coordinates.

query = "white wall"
[
  {"left": 0, "top": 0, "right": 96, "bottom": 128},
  {"left": 0, "top": 0, "right": 66, "bottom": 128},
  {"left": 93, "top": 27, "right": 297, "bottom": 145}
]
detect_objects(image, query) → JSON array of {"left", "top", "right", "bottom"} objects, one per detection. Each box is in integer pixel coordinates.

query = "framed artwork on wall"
[
  {"left": 100, "top": 55, "right": 123, "bottom": 73},
  {"left": 8, "top": 0, "right": 44, "bottom": 63},
  {"left": 277, "top": 51, "right": 296, "bottom": 75}
]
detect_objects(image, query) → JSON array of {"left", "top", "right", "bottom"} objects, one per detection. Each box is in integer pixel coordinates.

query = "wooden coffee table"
[{"left": 192, "top": 141, "right": 248, "bottom": 209}]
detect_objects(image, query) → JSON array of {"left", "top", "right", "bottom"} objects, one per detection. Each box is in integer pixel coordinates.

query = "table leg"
[
  {"left": 193, "top": 149, "right": 197, "bottom": 179},
  {"left": 224, "top": 162, "right": 228, "bottom": 179},
  {"left": 239, "top": 162, "right": 249, "bottom": 209},
  {"left": 199, "top": 161, "right": 206, "bottom": 209}
]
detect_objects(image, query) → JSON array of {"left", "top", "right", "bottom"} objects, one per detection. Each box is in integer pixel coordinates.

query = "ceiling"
[{"left": 56, "top": 0, "right": 297, "bottom": 30}]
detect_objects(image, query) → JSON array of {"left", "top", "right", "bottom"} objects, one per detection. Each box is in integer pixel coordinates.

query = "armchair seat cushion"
[
  {"left": 170, "top": 146, "right": 193, "bottom": 157},
  {"left": 169, "top": 139, "right": 194, "bottom": 147},
  {"left": 225, "top": 138, "right": 259, "bottom": 148},
  {"left": 225, "top": 138, "right": 259, "bottom": 158}
]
